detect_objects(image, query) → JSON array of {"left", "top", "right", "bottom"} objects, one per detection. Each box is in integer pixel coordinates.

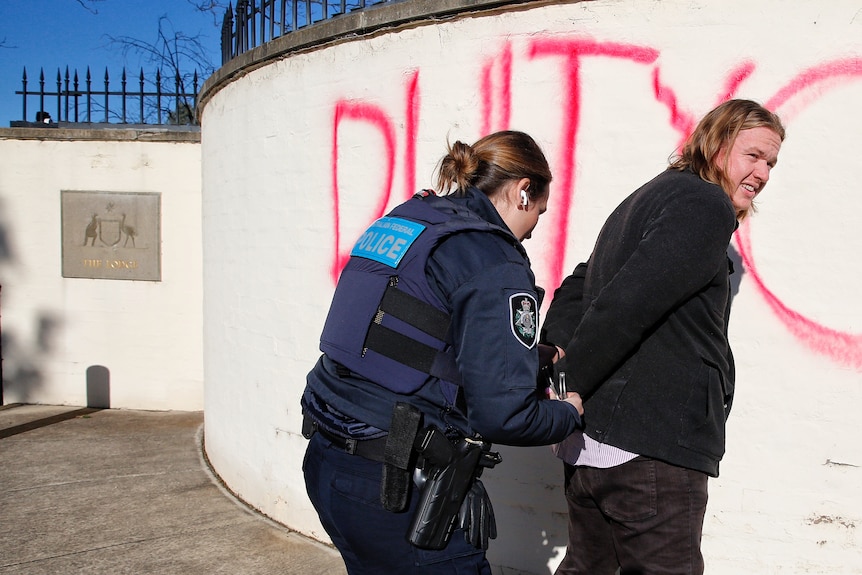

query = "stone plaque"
[{"left": 61, "top": 191, "right": 161, "bottom": 281}]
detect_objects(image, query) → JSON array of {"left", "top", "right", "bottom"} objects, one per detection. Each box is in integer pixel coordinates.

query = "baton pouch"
[{"left": 380, "top": 402, "right": 422, "bottom": 512}]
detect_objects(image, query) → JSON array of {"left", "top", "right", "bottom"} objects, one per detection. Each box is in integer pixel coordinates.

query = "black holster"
[
  {"left": 380, "top": 402, "right": 422, "bottom": 512},
  {"left": 407, "top": 427, "right": 501, "bottom": 550}
]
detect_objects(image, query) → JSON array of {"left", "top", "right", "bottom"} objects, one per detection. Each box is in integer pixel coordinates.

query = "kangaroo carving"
[{"left": 84, "top": 214, "right": 98, "bottom": 246}]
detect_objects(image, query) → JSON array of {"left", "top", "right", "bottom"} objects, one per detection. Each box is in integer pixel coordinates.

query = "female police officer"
[{"left": 302, "top": 130, "right": 584, "bottom": 574}]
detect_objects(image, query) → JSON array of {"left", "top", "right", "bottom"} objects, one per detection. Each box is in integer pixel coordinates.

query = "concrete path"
[{"left": 0, "top": 404, "right": 347, "bottom": 575}]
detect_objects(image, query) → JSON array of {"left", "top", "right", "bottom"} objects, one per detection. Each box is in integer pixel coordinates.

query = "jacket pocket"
[{"left": 677, "top": 360, "right": 726, "bottom": 460}]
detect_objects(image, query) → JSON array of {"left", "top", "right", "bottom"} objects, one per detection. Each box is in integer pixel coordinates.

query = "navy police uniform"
[{"left": 302, "top": 187, "right": 582, "bottom": 574}]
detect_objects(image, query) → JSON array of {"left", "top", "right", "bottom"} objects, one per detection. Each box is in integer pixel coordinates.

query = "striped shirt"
[{"left": 553, "top": 430, "right": 638, "bottom": 468}]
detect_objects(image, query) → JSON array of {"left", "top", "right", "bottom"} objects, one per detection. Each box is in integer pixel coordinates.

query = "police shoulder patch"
[
  {"left": 349, "top": 216, "right": 426, "bottom": 268},
  {"left": 509, "top": 292, "right": 538, "bottom": 349}
]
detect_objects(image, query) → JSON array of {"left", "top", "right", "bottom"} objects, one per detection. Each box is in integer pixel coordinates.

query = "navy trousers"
[{"left": 303, "top": 431, "right": 491, "bottom": 575}]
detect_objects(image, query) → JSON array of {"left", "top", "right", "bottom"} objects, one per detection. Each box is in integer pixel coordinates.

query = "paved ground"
[{"left": 0, "top": 404, "right": 347, "bottom": 575}]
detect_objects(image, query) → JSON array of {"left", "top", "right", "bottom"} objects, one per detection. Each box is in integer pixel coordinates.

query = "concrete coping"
[{"left": 0, "top": 123, "right": 201, "bottom": 143}]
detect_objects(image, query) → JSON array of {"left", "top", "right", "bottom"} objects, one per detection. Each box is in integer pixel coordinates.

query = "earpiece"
[{"left": 520, "top": 189, "right": 529, "bottom": 207}]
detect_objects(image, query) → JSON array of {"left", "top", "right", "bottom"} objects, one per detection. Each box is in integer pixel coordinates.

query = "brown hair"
[
  {"left": 436, "top": 130, "right": 552, "bottom": 202},
  {"left": 669, "top": 99, "right": 785, "bottom": 218}
]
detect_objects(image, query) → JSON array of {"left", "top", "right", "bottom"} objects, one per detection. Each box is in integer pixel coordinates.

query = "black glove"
[{"left": 458, "top": 479, "right": 497, "bottom": 550}]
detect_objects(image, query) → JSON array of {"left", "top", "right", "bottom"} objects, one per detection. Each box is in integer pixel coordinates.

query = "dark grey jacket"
[{"left": 542, "top": 168, "right": 737, "bottom": 476}]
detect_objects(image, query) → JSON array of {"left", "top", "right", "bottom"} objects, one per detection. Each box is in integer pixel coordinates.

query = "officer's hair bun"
[{"left": 437, "top": 140, "right": 478, "bottom": 195}]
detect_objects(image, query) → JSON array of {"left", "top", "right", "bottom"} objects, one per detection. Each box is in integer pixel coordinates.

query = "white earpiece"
[{"left": 520, "top": 190, "right": 529, "bottom": 207}]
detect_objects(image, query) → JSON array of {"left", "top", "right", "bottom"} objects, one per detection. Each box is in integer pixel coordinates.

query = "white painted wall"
[
  {"left": 200, "top": 0, "right": 862, "bottom": 573},
  {"left": 0, "top": 130, "right": 203, "bottom": 411}
]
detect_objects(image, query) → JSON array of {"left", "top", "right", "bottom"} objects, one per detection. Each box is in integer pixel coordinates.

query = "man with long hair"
[{"left": 544, "top": 100, "right": 785, "bottom": 574}]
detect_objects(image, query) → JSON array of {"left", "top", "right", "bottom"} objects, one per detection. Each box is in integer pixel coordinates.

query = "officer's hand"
[
  {"left": 567, "top": 394, "right": 585, "bottom": 428},
  {"left": 536, "top": 363, "right": 554, "bottom": 399},
  {"left": 564, "top": 392, "right": 584, "bottom": 416},
  {"left": 458, "top": 479, "right": 497, "bottom": 550}
]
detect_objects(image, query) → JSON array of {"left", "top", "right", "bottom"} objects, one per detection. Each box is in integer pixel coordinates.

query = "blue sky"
[{"left": 0, "top": 0, "right": 223, "bottom": 125}]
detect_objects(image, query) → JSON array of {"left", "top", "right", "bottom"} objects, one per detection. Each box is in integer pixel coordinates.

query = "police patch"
[
  {"left": 350, "top": 216, "right": 426, "bottom": 268},
  {"left": 509, "top": 293, "right": 538, "bottom": 349}
]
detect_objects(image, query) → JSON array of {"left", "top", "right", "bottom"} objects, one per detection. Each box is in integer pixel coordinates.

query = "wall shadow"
[
  {"left": 0, "top": 196, "right": 10, "bottom": 404},
  {"left": 0, "top": 197, "right": 57, "bottom": 405},
  {"left": 0, "top": 199, "right": 13, "bottom": 265},
  {"left": 728, "top": 244, "right": 745, "bottom": 301},
  {"left": 484, "top": 444, "right": 569, "bottom": 574},
  {"left": 0, "top": 311, "right": 63, "bottom": 404}
]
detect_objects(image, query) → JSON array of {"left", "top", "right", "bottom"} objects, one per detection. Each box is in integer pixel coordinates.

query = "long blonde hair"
[{"left": 669, "top": 99, "right": 785, "bottom": 219}]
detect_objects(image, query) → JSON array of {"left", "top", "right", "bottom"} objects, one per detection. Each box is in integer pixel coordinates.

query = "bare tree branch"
[
  {"left": 105, "top": 15, "right": 216, "bottom": 123},
  {"left": 107, "top": 16, "right": 215, "bottom": 76},
  {"left": 73, "top": 0, "right": 108, "bottom": 15},
  {"left": 186, "top": 0, "right": 230, "bottom": 27}
]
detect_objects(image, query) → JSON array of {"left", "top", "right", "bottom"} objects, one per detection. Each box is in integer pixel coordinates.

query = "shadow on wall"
[
  {"left": 0, "top": 214, "right": 11, "bottom": 266},
  {"left": 0, "top": 196, "right": 111, "bottom": 408},
  {"left": 728, "top": 243, "right": 745, "bottom": 301},
  {"left": 0, "top": 311, "right": 63, "bottom": 405},
  {"left": 485, "top": 444, "right": 568, "bottom": 574},
  {"left": 0, "top": 196, "right": 54, "bottom": 405}
]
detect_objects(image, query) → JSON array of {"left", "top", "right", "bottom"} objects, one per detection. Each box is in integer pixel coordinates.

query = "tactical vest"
[{"left": 319, "top": 191, "right": 524, "bottom": 394}]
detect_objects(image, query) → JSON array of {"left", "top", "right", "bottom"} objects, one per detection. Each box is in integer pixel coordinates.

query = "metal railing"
[
  {"left": 221, "top": 0, "right": 394, "bottom": 65},
  {"left": 13, "top": 67, "right": 200, "bottom": 126}
]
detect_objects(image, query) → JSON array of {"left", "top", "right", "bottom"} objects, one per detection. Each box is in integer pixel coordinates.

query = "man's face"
[{"left": 719, "top": 126, "right": 783, "bottom": 214}]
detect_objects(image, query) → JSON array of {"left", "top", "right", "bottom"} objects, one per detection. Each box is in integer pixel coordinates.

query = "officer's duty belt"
[{"left": 305, "top": 414, "right": 387, "bottom": 463}]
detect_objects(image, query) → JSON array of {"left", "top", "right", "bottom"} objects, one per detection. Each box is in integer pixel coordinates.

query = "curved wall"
[{"left": 199, "top": 1, "right": 862, "bottom": 573}]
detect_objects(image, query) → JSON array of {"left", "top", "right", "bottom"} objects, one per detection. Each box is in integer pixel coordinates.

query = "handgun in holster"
[{"left": 407, "top": 426, "right": 501, "bottom": 550}]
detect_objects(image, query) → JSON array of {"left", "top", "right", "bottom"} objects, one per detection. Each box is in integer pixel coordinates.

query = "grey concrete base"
[{"left": 0, "top": 405, "right": 346, "bottom": 575}]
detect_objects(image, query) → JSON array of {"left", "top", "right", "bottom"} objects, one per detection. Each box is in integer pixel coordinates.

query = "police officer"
[{"left": 302, "top": 130, "right": 585, "bottom": 574}]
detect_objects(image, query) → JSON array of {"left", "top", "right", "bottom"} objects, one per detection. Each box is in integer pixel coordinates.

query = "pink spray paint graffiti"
[
  {"left": 330, "top": 71, "right": 420, "bottom": 283},
  {"left": 404, "top": 70, "right": 421, "bottom": 205},
  {"left": 481, "top": 42, "right": 513, "bottom": 136},
  {"left": 329, "top": 39, "right": 862, "bottom": 371},
  {"left": 526, "top": 39, "right": 660, "bottom": 288},
  {"left": 735, "top": 58, "right": 862, "bottom": 371},
  {"left": 330, "top": 102, "right": 397, "bottom": 283}
]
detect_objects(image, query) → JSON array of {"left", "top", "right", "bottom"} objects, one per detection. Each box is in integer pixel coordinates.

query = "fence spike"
[{"left": 15, "top": 64, "right": 198, "bottom": 125}]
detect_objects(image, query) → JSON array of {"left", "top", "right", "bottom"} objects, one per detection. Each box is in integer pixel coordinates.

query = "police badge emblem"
[{"left": 509, "top": 293, "right": 538, "bottom": 349}]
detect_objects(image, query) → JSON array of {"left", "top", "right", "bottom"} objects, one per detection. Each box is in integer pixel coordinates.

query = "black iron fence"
[
  {"left": 13, "top": 67, "right": 200, "bottom": 126},
  {"left": 221, "top": 0, "right": 393, "bottom": 64}
]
